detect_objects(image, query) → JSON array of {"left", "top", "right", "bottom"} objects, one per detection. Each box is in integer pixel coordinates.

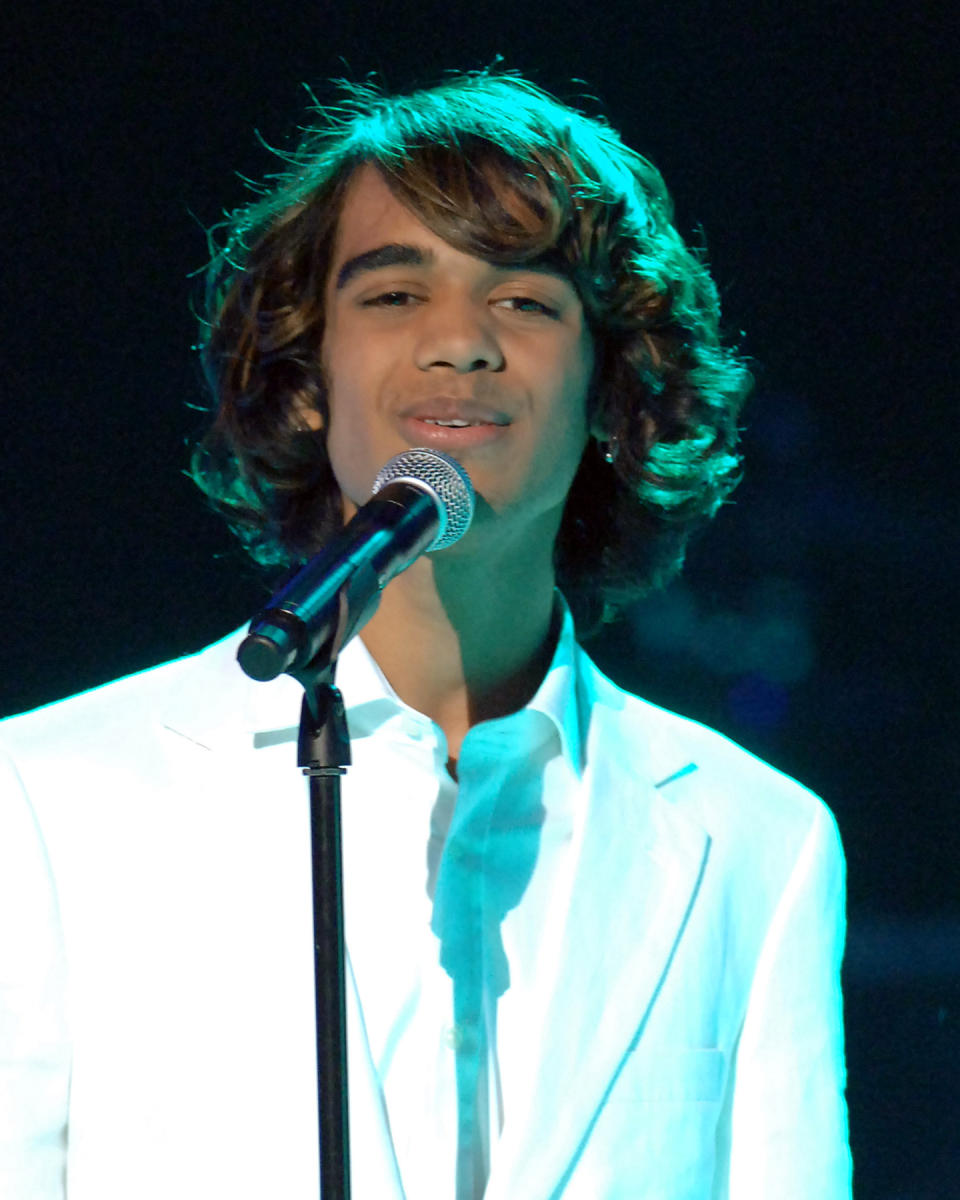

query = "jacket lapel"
[{"left": 486, "top": 695, "right": 709, "bottom": 1200}]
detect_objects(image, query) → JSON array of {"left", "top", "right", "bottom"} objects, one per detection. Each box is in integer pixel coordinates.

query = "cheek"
[
  {"left": 550, "top": 401, "right": 590, "bottom": 484},
  {"left": 548, "top": 339, "right": 593, "bottom": 457},
  {"left": 525, "top": 369, "right": 591, "bottom": 508},
  {"left": 320, "top": 326, "right": 379, "bottom": 505}
]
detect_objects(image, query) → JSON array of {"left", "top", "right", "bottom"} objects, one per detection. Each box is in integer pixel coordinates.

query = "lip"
[
  {"left": 396, "top": 397, "right": 512, "bottom": 449},
  {"left": 398, "top": 415, "right": 511, "bottom": 449},
  {"left": 397, "top": 397, "right": 512, "bottom": 426}
]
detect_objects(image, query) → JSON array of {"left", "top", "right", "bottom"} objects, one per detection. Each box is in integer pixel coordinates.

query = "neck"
[{"left": 358, "top": 534, "right": 559, "bottom": 763}]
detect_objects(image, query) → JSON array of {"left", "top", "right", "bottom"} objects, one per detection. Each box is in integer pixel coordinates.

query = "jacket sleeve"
[
  {"left": 0, "top": 748, "right": 70, "bottom": 1199},
  {"left": 724, "top": 802, "right": 853, "bottom": 1199}
]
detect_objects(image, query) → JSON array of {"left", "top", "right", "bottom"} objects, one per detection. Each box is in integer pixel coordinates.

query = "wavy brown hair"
[{"left": 192, "top": 72, "right": 750, "bottom": 633}]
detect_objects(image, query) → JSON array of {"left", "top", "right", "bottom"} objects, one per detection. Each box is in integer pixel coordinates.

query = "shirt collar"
[
  {"left": 236, "top": 592, "right": 585, "bottom": 771},
  {"left": 522, "top": 595, "right": 584, "bottom": 775}
]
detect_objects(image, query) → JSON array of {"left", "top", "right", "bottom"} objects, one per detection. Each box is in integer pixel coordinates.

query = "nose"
[{"left": 413, "top": 294, "right": 505, "bottom": 373}]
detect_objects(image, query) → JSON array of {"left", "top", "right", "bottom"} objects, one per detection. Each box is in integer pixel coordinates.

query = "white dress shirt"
[{"left": 331, "top": 604, "right": 584, "bottom": 1198}]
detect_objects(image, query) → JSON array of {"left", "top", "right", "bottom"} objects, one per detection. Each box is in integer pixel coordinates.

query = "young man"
[{"left": 0, "top": 74, "right": 851, "bottom": 1198}]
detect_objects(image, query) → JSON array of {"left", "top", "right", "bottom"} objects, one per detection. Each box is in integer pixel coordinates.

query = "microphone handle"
[{"left": 237, "top": 481, "right": 438, "bottom": 682}]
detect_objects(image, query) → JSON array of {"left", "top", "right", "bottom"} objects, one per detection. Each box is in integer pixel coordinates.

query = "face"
[{"left": 320, "top": 165, "right": 595, "bottom": 553}]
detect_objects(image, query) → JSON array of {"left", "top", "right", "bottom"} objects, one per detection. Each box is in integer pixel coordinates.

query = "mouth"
[
  {"left": 397, "top": 403, "right": 512, "bottom": 449},
  {"left": 396, "top": 398, "right": 512, "bottom": 447},
  {"left": 400, "top": 399, "right": 512, "bottom": 424},
  {"left": 420, "top": 417, "right": 501, "bottom": 428}
]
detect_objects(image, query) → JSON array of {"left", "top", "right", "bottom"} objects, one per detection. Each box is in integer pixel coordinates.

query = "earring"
[{"left": 602, "top": 436, "right": 619, "bottom": 465}]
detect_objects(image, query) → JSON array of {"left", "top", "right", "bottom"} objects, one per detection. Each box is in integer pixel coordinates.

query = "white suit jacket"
[{"left": 0, "top": 630, "right": 851, "bottom": 1198}]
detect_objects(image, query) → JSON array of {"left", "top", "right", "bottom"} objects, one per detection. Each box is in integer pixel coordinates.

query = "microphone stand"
[
  {"left": 237, "top": 450, "right": 474, "bottom": 1198},
  {"left": 296, "top": 660, "right": 352, "bottom": 1200}
]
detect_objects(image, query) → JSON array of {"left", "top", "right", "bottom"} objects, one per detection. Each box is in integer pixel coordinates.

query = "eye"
[
  {"left": 361, "top": 290, "right": 420, "bottom": 307},
  {"left": 494, "top": 296, "right": 560, "bottom": 318}
]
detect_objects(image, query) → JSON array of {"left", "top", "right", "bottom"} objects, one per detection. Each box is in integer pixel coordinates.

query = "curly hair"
[{"left": 192, "top": 71, "right": 750, "bottom": 634}]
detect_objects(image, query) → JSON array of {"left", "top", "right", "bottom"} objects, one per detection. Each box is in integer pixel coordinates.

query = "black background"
[{"left": 3, "top": 2, "right": 958, "bottom": 1193}]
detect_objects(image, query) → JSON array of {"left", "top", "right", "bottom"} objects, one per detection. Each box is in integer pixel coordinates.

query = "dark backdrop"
[{"left": 3, "top": 2, "right": 957, "bottom": 1194}]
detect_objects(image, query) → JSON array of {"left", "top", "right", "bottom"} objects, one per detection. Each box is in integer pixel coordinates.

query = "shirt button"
[{"left": 443, "top": 1019, "right": 479, "bottom": 1054}]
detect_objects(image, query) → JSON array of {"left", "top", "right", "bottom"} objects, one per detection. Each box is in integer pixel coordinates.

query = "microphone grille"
[{"left": 371, "top": 448, "right": 475, "bottom": 550}]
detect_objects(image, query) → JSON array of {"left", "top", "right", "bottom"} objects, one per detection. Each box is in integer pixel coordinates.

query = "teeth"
[{"left": 424, "top": 418, "right": 474, "bottom": 427}]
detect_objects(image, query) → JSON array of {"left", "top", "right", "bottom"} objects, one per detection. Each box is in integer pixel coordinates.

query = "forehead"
[
  {"left": 327, "top": 162, "right": 578, "bottom": 299},
  {"left": 330, "top": 165, "right": 438, "bottom": 263}
]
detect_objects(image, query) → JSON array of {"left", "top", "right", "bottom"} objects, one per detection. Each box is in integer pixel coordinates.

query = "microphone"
[{"left": 237, "top": 448, "right": 475, "bottom": 682}]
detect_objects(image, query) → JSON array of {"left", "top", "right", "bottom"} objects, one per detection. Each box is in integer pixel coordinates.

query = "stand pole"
[{"left": 298, "top": 678, "right": 352, "bottom": 1200}]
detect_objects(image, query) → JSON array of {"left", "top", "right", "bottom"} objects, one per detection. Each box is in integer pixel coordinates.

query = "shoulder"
[
  {"left": 574, "top": 643, "right": 842, "bottom": 860},
  {"left": 0, "top": 631, "right": 245, "bottom": 771}
]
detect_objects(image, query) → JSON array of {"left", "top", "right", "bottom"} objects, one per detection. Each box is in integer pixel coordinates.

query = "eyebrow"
[
  {"left": 334, "top": 241, "right": 577, "bottom": 293},
  {"left": 335, "top": 243, "right": 433, "bottom": 290}
]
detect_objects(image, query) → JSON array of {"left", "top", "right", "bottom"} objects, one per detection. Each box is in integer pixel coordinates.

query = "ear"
[
  {"left": 588, "top": 410, "right": 610, "bottom": 443},
  {"left": 291, "top": 400, "right": 324, "bottom": 432},
  {"left": 586, "top": 367, "right": 607, "bottom": 443}
]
